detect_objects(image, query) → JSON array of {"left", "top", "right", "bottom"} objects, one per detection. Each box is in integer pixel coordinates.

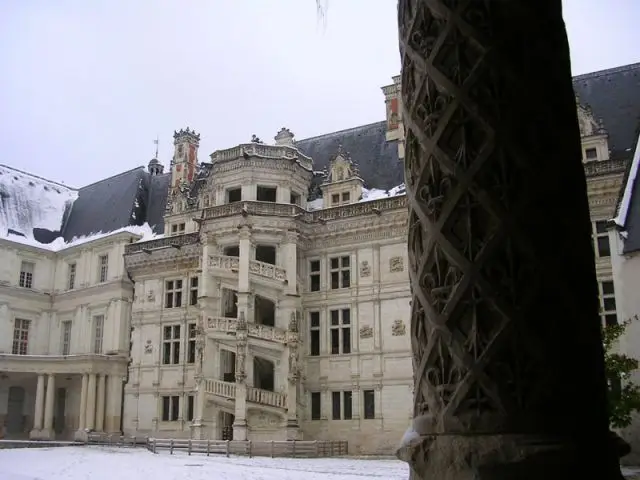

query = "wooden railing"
[
  {"left": 146, "top": 438, "right": 348, "bottom": 458},
  {"left": 246, "top": 386, "right": 287, "bottom": 409},
  {"left": 208, "top": 254, "right": 240, "bottom": 271},
  {"left": 204, "top": 379, "right": 236, "bottom": 399},
  {"left": 125, "top": 232, "right": 200, "bottom": 254},
  {"left": 249, "top": 259, "right": 287, "bottom": 281}
]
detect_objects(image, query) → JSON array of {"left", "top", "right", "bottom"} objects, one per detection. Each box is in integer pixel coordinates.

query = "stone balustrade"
[
  {"left": 125, "top": 233, "right": 200, "bottom": 255},
  {"left": 205, "top": 317, "right": 287, "bottom": 344},
  {"left": 249, "top": 260, "right": 287, "bottom": 282},
  {"left": 204, "top": 379, "right": 236, "bottom": 399},
  {"left": 204, "top": 380, "right": 287, "bottom": 409},
  {"left": 246, "top": 387, "right": 287, "bottom": 409},
  {"left": 247, "top": 323, "right": 287, "bottom": 343},
  {"left": 208, "top": 254, "right": 240, "bottom": 271},
  {"left": 206, "top": 317, "right": 237, "bottom": 333}
]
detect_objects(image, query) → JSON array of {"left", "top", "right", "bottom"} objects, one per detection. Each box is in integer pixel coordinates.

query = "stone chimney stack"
[{"left": 274, "top": 127, "right": 295, "bottom": 147}]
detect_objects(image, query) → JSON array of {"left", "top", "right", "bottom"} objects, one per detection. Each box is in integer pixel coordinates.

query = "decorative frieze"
[{"left": 208, "top": 254, "right": 239, "bottom": 271}]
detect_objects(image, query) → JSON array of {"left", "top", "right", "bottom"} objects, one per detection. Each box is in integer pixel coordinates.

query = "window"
[
  {"left": 310, "top": 392, "right": 321, "bottom": 420},
  {"left": 600, "top": 280, "right": 618, "bottom": 326},
  {"left": 593, "top": 221, "right": 610, "bottom": 258},
  {"left": 190, "top": 277, "right": 199, "bottom": 306},
  {"left": 332, "top": 391, "right": 352, "bottom": 420},
  {"left": 256, "top": 185, "right": 277, "bottom": 202},
  {"left": 309, "top": 312, "right": 320, "bottom": 356},
  {"left": 363, "top": 390, "right": 375, "bottom": 419},
  {"left": 171, "top": 223, "right": 186, "bottom": 235},
  {"left": 309, "top": 260, "right": 320, "bottom": 292},
  {"left": 12, "top": 318, "right": 30, "bottom": 355},
  {"left": 585, "top": 147, "right": 598, "bottom": 160},
  {"left": 165, "top": 280, "right": 183, "bottom": 308},
  {"left": 93, "top": 315, "right": 104, "bottom": 354},
  {"left": 187, "top": 323, "right": 197, "bottom": 364},
  {"left": 330, "top": 256, "right": 350, "bottom": 289},
  {"left": 162, "top": 325, "right": 181, "bottom": 365},
  {"left": 19, "top": 261, "right": 34, "bottom": 288},
  {"left": 187, "top": 395, "right": 195, "bottom": 421},
  {"left": 98, "top": 255, "right": 109, "bottom": 283},
  {"left": 67, "top": 263, "right": 76, "bottom": 290},
  {"left": 290, "top": 192, "right": 301, "bottom": 205},
  {"left": 227, "top": 187, "right": 241, "bottom": 203},
  {"left": 61, "top": 321, "right": 72, "bottom": 355},
  {"left": 161, "top": 395, "right": 180, "bottom": 421},
  {"left": 330, "top": 309, "right": 351, "bottom": 355},
  {"left": 342, "top": 192, "right": 350, "bottom": 203},
  {"left": 331, "top": 194, "right": 340, "bottom": 205}
]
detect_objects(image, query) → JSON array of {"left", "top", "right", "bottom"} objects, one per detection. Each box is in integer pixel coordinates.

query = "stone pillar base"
[
  {"left": 74, "top": 430, "right": 88, "bottom": 442},
  {"left": 285, "top": 420, "right": 301, "bottom": 440},
  {"left": 232, "top": 420, "right": 248, "bottom": 441},
  {"left": 398, "top": 433, "right": 622, "bottom": 480},
  {"left": 29, "top": 428, "right": 54, "bottom": 440}
]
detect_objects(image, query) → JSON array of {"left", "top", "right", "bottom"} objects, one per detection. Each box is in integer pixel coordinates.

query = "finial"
[
  {"left": 153, "top": 136, "right": 159, "bottom": 159},
  {"left": 274, "top": 127, "right": 295, "bottom": 146}
]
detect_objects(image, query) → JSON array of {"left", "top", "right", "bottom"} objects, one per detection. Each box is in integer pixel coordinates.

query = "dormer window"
[
  {"left": 342, "top": 192, "right": 350, "bottom": 203},
  {"left": 585, "top": 148, "right": 598, "bottom": 161},
  {"left": 332, "top": 194, "right": 340, "bottom": 205},
  {"left": 171, "top": 223, "right": 185, "bottom": 235}
]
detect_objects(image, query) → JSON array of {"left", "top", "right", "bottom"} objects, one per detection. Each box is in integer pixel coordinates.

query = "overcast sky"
[{"left": 1, "top": 0, "right": 638, "bottom": 188}]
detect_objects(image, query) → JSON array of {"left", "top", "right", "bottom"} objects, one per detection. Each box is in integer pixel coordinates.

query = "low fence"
[
  {"left": 85, "top": 432, "right": 347, "bottom": 458},
  {"left": 146, "top": 438, "right": 348, "bottom": 458}
]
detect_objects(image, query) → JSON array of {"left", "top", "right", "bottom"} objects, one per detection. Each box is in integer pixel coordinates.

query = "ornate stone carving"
[
  {"left": 398, "top": 0, "right": 620, "bottom": 478},
  {"left": 359, "top": 325, "right": 373, "bottom": 339},
  {"left": 391, "top": 320, "right": 406, "bottom": 337},
  {"left": 389, "top": 256, "right": 404, "bottom": 273},
  {"left": 288, "top": 312, "right": 299, "bottom": 333},
  {"left": 360, "top": 260, "right": 371, "bottom": 277},
  {"left": 144, "top": 341, "right": 153, "bottom": 354},
  {"left": 146, "top": 290, "right": 155, "bottom": 302}
]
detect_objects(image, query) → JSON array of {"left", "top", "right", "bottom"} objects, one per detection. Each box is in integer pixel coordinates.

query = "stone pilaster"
[
  {"left": 95, "top": 374, "right": 106, "bottom": 432},
  {"left": 105, "top": 374, "right": 123, "bottom": 434},
  {"left": 86, "top": 373, "right": 97, "bottom": 430},
  {"left": 233, "top": 315, "right": 248, "bottom": 441},
  {"left": 75, "top": 373, "right": 88, "bottom": 440}
]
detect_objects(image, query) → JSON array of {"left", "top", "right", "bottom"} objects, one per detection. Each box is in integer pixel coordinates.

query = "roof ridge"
[
  {"left": 296, "top": 120, "right": 386, "bottom": 143},
  {"left": 573, "top": 62, "right": 640, "bottom": 82},
  {"left": 78, "top": 166, "right": 146, "bottom": 190},
  {"left": 0, "top": 163, "right": 78, "bottom": 191}
]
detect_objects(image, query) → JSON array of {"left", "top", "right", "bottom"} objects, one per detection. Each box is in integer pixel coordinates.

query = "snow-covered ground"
[{"left": 0, "top": 446, "right": 409, "bottom": 480}]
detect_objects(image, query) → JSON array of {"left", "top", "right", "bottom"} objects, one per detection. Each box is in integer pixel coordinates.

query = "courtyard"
[{"left": 0, "top": 446, "right": 409, "bottom": 480}]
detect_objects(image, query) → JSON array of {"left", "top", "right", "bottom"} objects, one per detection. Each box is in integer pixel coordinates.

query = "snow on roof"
[
  {"left": 0, "top": 164, "right": 78, "bottom": 237},
  {"left": 613, "top": 132, "right": 640, "bottom": 228},
  {"left": 307, "top": 183, "right": 406, "bottom": 211},
  {"left": 3, "top": 223, "right": 161, "bottom": 253}
]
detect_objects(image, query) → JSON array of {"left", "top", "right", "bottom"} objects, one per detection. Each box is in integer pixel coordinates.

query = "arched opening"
[
  {"left": 254, "top": 295, "right": 275, "bottom": 327},
  {"left": 253, "top": 357, "right": 275, "bottom": 392}
]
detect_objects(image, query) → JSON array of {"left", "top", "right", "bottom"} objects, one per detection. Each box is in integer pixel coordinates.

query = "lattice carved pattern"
[{"left": 400, "top": 0, "right": 551, "bottom": 435}]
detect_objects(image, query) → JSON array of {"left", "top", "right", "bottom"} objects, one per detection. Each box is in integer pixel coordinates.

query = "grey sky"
[{"left": 1, "top": 0, "right": 638, "bottom": 188}]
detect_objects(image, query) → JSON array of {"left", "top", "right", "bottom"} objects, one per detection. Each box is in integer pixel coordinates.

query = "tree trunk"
[{"left": 398, "top": 1, "right": 623, "bottom": 478}]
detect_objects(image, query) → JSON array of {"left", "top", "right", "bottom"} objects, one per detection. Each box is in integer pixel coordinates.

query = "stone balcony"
[
  {"left": 124, "top": 233, "right": 201, "bottom": 274},
  {"left": 205, "top": 317, "right": 287, "bottom": 344},
  {"left": 207, "top": 254, "right": 287, "bottom": 284},
  {"left": 203, "top": 378, "right": 287, "bottom": 410}
]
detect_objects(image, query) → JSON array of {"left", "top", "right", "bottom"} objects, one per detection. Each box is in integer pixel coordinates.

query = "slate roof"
[
  {"left": 295, "top": 121, "right": 403, "bottom": 191},
  {"left": 2, "top": 63, "right": 638, "bottom": 246},
  {"left": 573, "top": 63, "right": 640, "bottom": 158}
]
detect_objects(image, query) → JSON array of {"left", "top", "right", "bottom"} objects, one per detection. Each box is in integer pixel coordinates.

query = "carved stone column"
[
  {"left": 75, "top": 373, "right": 88, "bottom": 440},
  {"left": 233, "top": 313, "right": 248, "bottom": 440},
  {"left": 285, "top": 311, "right": 301, "bottom": 439},
  {"left": 42, "top": 374, "right": 55, "bottom": 439},
  {"left": 397, "top": 1, "right": 622, "bottom": 479},
  {"left": 29, "top": 374, "right": 45, "bottom": 438}
]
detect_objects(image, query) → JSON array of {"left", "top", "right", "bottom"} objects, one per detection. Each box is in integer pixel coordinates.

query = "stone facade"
[
  {"left": 0, "top": 232, "right": 134, "bottom": 440},
  {"left": 0, "top": 66, "right": 635, "bottom": 454}
]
